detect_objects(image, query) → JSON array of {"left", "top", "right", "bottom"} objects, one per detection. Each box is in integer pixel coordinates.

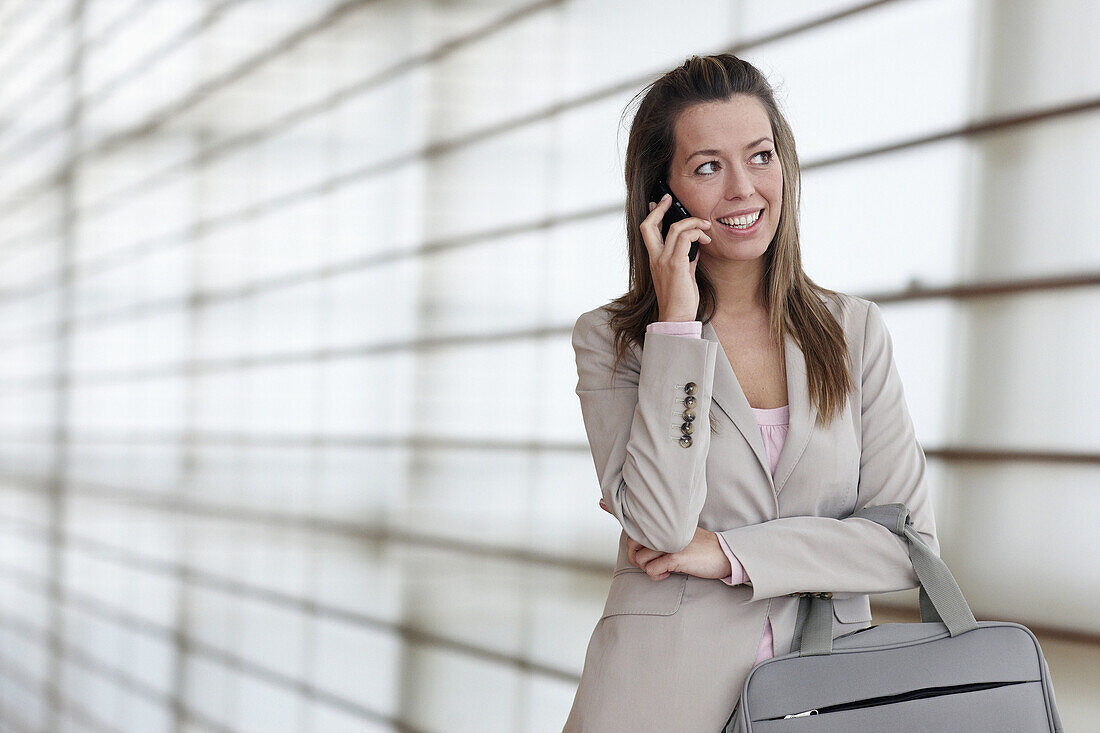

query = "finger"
[
  {"left": 669, "top": 216, "right": 711, "bottom": 233},
  {"left": 642, "top": 554, "right": 673, "bottom": 580},
  {"left": 664, "top": 218, "right": 712, "bottom": 253},
  {"left": 642, "top": 194, "right": 672, "bottom": 226},
  {"left": 662, "top": 226, "right": 711, "bottom": 266},
  {"left": 666, "top": 216, "right": 711, "bottom": 238},
  {"left": 639, "top": 195, "right": 673, "bottom": 257},
  {"left": 635, "top": 547, "right": 666, "bottom": 568},
  {"left": 599, "top": 499, "right": 612, "bottom": 514}
]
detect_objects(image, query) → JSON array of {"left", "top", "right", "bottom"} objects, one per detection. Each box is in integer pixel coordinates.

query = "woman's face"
[{"left": 668, "top": 95, "right": 783, "bottom": 264}]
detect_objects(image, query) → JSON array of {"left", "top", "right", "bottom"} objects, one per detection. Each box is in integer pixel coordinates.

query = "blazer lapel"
[
  {"left": 702, "top": 320, "right": 818, "bottom": 496},
  {"left": 773, "top": 330, "right": 818, "bottom": 495}
]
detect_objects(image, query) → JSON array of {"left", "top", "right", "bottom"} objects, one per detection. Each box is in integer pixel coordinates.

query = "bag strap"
[{"left": 794, "top": 503, "right": 979, "bottom": 656}]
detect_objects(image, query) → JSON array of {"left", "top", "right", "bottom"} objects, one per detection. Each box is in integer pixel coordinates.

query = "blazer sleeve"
[
  {"left": 572, "top": 310, "right": 720, "bottom": 553},
  {"left": 717, "top": 300, "right": 941, "bottom": 600}
]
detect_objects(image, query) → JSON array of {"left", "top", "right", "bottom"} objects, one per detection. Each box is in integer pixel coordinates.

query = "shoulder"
[
  {"left": 810, "top": 290, "right": 888, "bottom": 366},
  {"left": 820, "top": 292, "right": 898, "bottom": 386},
  {"left": 838, "top": 292, "right": 888, "bottom": 346},
  {"left": 811, "top": 289, "right": 875, "bottom": 335},
  {"left": 572, "top": 304, "right": 616, "bottom": 351},
  {"left": 573, "top": 304, "right": 613, "bottom": 332},
  {"left": 572, "top": 303, "right": 642, "bottom": 375}
]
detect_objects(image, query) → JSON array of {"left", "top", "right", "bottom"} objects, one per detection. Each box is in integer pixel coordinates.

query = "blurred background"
[{"left": 0, "top": 0, "right": 1096, "bottom": 731}]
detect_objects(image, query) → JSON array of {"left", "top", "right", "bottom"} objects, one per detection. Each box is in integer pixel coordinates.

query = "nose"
[{"left": 723, "top": 164, "right": 756, "bottom": 201}]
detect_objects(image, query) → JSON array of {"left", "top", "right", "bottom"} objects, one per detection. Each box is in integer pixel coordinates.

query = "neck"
[{"left": 702, "top": 255, "right": 768, "bottom": 321}]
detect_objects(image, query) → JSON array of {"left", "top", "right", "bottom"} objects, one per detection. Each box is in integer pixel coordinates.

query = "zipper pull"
[{"left": 783, "top": 709, "right": 819, "bottom": 719}]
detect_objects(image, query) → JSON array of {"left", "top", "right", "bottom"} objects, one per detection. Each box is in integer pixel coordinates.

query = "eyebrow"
[{"left": 687, "top": 137, "right": 774, "bottom": 160}]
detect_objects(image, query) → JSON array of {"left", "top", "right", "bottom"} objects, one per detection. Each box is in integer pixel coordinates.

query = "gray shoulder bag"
[{"left": 724, "top": 503, "right": 1064, "bottom": 732}]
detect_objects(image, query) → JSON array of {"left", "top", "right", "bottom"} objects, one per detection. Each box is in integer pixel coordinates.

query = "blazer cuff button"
[
  {"left": 681, "top": 421, "right": 693, "bottom": 435},
  {"left": 684, "top": 382, "right": 697, "bottom": 395},
  {"left": 679, "top": 435, "right": 693, "bottom": 448},
  {"left": 683, "top": 395, "right": 697, "bottom": 409},
  {"left": 681, "top": 409, "right": 695, "bottom": 422}
]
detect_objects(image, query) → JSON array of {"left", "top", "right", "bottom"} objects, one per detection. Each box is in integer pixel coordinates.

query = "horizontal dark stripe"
[
  {"left": 0, "top": 476, "right": 611, "bottom": 574},
  {"left": 864, "top": 271, "right": 1100, "bottom": 304},
  {"left": 870, "top": 600, "right": 1100, "bottom": 648},
  {"left": 0, "top": 243, "right": 1094, "bottom": 356},
  {"left": 0, "top": 271, "right": 1096, "bottom": 386},
  {"left": 928, "top": 446, "right": 1097, "bottom": 465},
  {"left": 0, "top": 429, "right": 1095, "bottom": 466}
]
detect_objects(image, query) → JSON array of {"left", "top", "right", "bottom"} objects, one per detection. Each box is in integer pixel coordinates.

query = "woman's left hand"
[{"left": 599, "top": 499, "right": 733, "bottom": 581}]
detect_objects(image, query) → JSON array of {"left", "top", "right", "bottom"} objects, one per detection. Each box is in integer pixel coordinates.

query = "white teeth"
[{"left": 718, "top": 209, "right": 762, "bottom": 228}]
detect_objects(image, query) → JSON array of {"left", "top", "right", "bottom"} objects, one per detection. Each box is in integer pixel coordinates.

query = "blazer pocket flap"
[
  {"left": 832, "top": 593, "right": 872, "bottom": 623},
  {"left": 601, "top": 569, "right": 687, "bottom": 618}
]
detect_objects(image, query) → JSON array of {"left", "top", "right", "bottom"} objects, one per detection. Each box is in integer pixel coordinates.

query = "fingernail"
[{"left": 661, "top": 193, "right": 670, "bottom": 200}]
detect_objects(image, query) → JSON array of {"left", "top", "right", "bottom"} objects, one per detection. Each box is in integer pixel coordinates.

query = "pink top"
[{"left": 646, "top": 320, "right": 786, "bottom": 665}]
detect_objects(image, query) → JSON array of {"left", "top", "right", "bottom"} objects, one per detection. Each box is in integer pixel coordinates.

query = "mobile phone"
[{"left": 649, "top": 179, "right": 699, "bottom": 261}]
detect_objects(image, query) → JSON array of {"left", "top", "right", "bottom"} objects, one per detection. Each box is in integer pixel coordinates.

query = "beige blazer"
[{"left": 562, "top": 291, "right": 940, "bottom": 732}]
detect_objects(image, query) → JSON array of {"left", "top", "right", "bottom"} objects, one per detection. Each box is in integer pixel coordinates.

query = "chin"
[{"left": 704, "top": 241, "right": 771, "bottom": 261}]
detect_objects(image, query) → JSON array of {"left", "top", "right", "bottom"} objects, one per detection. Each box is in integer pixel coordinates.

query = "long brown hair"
[{"left": 606, "top": 53, "right": 853, "bottom": 427}]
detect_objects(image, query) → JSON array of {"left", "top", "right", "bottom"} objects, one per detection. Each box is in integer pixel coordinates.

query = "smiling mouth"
[{"left": 716, "top": 208, "right": 764, "bottom": 231}]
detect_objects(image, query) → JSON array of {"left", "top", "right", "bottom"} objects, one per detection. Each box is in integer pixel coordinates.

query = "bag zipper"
[{"left": 769, "top": 680, "right": 1029, "bottom": 720}]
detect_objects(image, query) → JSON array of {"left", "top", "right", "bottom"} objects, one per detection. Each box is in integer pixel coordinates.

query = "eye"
[{"left": 693, "top": 150, "right": 775, "bottom": 175}]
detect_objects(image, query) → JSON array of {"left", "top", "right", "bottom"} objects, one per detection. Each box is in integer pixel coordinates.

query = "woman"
[{"left": 563, "top": 54, "right": 940, "bottom": 731}]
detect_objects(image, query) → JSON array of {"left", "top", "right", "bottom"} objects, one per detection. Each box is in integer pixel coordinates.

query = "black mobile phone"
[{"left": 650, "top": 179, "right": 699, "bottom": 261}]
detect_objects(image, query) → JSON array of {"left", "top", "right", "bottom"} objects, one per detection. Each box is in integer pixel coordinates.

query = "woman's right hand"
[
  {"left": 600, "top": 499, "right": 672, "bottom": 580},
  {"left": 641, "top": 193, "right": 711, "bottom": 322},
  {"left": 599, "top": 499, "right": 729, "bottom": 581}
]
